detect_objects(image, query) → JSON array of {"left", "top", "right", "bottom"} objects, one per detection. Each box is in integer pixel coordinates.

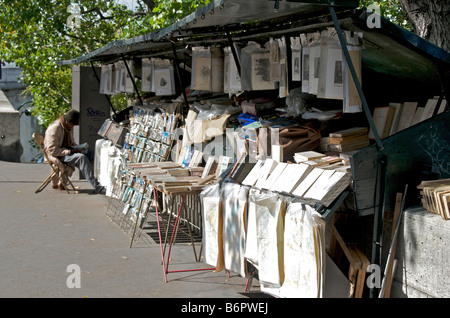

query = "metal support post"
[
  {"left": 225, "top": 30, "right": 242, "bottom": 78},
  {"left": 121, "top": 54, "right": 144, "bottom": 106},
  {"left": 89, "top": 62, "right": 118, "bottom": 118},
  {"left": 369, "top": 153, "right": 387, "bottom": 298},
  {"left": 171, "top": 40, "right": 190, "bottom": 117}
]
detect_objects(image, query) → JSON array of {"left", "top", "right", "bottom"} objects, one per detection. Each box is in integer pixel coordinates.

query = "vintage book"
[
  {"left": 227, "top": 154, "right": 247, "bottom": 181},
  {"left": 388, "top": 103, "right": 403, "bottom": 136},
  {"left": 230, "top": 162, "right": 257, "bottom": 184},
  {"left": 329, "top": 134, "right": 368, "bottom": 144},
  {"left": 329, "top": 139, "right": 369, "bottom": 152},
  {"left": 215, "top": 156, "right": 233, "bottom": 177},
  {"left": 303, "top": 155, "right": 343, "bottom": 167},
  {"left": 396, "top": 102, "right": 418, "bottom": 132},
  {"left": 368, "top": 106, "right": 395, "bottom": 139},
  {"left": 177, "top": 146, "right": 187, "bottom": 165},
  {"left": 303, "top": 169, "right": 335, "bottom": 199},
  {"left": 255, "top": 159, "right": 279, "bottom": 189},
  {"left": 260, "top": 162, "right": 288, "bottom": 190},
  {"left": 292, "top": 167, "right": 324, "bottom": 197},
  {"left": 227, "top": 153, "right": 246, "bottom": 179},
  {"left": 294, "top": 151, "right": 325, "bottom": 163},
  {"left": 97, "top": 119, "right": 113, "bottom": 137},
  {"left": 410, "top": 107, "right": 424, "bottom": 126},
  {"left": 201, "top": 156, "right": 218, "bottom": 179},
  {"left": 329, "top": 127, "right": 368, "bottom": 139},
  {"left": 420, "top": 98, "right": 439, "bottom": 122},
  {"left": 188, "top": 166, "right": 204, "bottom": 177},
  {"left": 181, "top": 145, "right": 193, "bottom": 168},
  {"left": 437, "top": 98, "right": 447, "bottom": 114},
  {"left": 329, "top": 127, "right": 369, "bottom": 152},
  {"left": 303, "top": 169, "right": 350, "bottom": 207},
  {"left": 271, "top": 163, "right": 313, "bottom": 194},
  {"left": 241, "top": 160, "right": 265, "bottom": 186},
  {"left": 188, "top": 150, "right": 203, "bottom": 167}
]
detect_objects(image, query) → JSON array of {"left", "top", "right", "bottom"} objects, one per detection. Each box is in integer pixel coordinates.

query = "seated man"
[{"left": 43, "top": 109, "right": 106, "bottom": 194}]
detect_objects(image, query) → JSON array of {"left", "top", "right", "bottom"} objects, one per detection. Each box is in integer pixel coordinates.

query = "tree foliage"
[
  {"left": 0, "top": 0, "right": 209, "bottom": 128},
  {"left": 359, "top": 0, "right": 411, "bottom": 30}
]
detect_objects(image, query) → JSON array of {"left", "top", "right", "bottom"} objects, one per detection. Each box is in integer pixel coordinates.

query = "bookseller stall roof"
[{"left": 57, "top": 0, "right": 449, "bottom": 84}]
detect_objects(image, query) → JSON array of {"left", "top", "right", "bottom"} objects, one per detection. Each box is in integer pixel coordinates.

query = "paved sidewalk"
[{"left": 0, "top": 160, "right": 258, "bottom": 298}]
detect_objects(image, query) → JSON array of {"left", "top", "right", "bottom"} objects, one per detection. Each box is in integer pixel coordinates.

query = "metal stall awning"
[
  {"left": 58, "top": 0, "right": 448, "bottom": 98},
  {"left": 57, "top": 0, "right": 359, "bottom": 65}
]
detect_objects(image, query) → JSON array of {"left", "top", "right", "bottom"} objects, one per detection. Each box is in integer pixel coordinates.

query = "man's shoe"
[{"left": 95, "top": 186, "right": 106, "bottom": 195}]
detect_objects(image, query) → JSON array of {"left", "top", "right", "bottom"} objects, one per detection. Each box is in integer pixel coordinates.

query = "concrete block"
[{"left": 392, "top": 206, "right": 450, "bottom": 298}]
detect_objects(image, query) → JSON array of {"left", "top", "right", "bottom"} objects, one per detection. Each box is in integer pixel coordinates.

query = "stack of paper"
[
  {"left": 254, "top": 159, "right": 278, "bottom": 189},
  {"left": 292, "top": 168, "right": 324, "bottom": 198},
  {"left": 260, "top": 162, "right": 288, "bottom": 190},
  {"left": 329, "top": 127, "right": 369, "bottom": 152},
  {"left": 303, "top": 169, "right": 350, "bottom": 207},
  {"left": 270, "top": 163, "right": 313, "bottom": 194},
  {"left": 294, "top": 151, "right": 325, "bottom": 163}
]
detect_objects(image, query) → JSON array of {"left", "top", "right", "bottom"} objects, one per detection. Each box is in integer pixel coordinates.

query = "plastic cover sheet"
[
  {"left": 342, "top": 30, "right": 363, "bottom": 113},
  {"left": 200, "top": 183, "right": 224, "bottom": 270},
  {"left": 191, "top": 46, "right": 224, "bottom": 92},
  {"left": 317, "top": 28, "right": 344, "bottom": 100},
  {"left": 252, "top": 191, "right": 287, "bottom": 288},
  {"left": 244, "top": 188, "right": 262, "bottom": 266},
  {"left": 221, "top": 183, "right": 249, "bottom": 277},
  {"left": 240, "top": 41, "right": 277, "bottom": 91},
  {"left": 279, "top": 202, "right": 326, "bottom": 298},
  {"left": 223, "top": 46, "right": 242, "bottom": 94}
]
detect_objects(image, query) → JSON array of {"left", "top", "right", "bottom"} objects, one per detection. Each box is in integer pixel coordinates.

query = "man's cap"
[{"left": 63, "top": 109, "right": 80, "bottom": 125}]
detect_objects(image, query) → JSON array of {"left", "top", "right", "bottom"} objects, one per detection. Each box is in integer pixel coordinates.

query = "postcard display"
[{"left": 123, "top": 106, "right": 179, "bottom": 164}]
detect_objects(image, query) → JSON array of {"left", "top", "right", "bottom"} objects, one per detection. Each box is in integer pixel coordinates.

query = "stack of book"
[
  {"left": 294, "top": 151, "right": 342, "bottom": 167},
  {"left": 329, "top": 127, "right": 369, "bottom": 152},
  {"left": 294, "top": 151, "right": 325, "bottom": 163},
  {"left": 368, "top": 97, "right": 447, "bottom": 140},
  {"left": 417, "top": 178, "right": 450, "bottom": 220}
]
